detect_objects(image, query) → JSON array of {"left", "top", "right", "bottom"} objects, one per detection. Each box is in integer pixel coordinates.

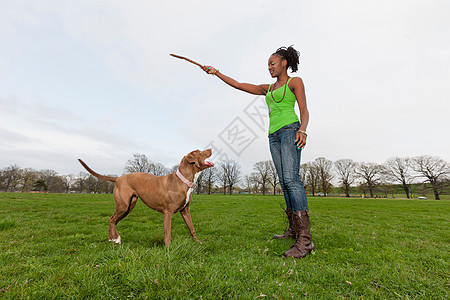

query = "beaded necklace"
[{"left": 269, "top": 77, "right": 290, "bottom": 114}]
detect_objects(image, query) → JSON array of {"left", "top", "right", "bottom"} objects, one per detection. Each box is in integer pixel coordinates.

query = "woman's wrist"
[
  {"left": 298, "top": 129, "right": 307, "bottom": 136},
  {"left": 212, "top": 68, "right": 219, "bottom": 76},
  {"left": 205, "top": 66, "right": 219, "bottom": 76}
]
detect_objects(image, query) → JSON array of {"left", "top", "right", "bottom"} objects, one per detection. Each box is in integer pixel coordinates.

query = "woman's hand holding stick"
[{"left": 169, "top": 53, "right": 217, "bottom": 75}]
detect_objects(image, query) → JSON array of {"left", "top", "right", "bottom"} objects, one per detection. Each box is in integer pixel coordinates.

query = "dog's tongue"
[{"left": 205, "top": 160, "right": 214, "bottom": 167}]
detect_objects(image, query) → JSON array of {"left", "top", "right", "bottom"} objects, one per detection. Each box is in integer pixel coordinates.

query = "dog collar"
[{"left": 176, "top": 169, "right": 196, "bottom": 188}]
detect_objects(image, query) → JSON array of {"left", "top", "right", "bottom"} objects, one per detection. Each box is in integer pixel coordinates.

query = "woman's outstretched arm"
[{"left": 203, "top": 66, "right": 269, "bottom": 96}]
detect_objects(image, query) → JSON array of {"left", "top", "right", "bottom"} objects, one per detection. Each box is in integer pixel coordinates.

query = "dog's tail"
[{"left": 78, "top": 159, "right": 117, "bottom": 182}]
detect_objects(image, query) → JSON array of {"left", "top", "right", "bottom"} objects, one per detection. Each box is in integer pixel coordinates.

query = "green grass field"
[{"left": 0, "top": 193, "right": 448, "bottom": 299}]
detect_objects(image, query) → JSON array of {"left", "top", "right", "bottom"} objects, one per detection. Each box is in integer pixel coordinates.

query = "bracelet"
[
  {"left": 212, "top": 69, "right": 219, "bottom": 76},
  {"left": 298, "top": 130, "right": 307, "bottom": 137}
]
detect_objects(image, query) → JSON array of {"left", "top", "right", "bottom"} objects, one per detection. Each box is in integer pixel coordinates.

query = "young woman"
[{"left": 203, "top": 46, "right": 314, "bottom": 258}]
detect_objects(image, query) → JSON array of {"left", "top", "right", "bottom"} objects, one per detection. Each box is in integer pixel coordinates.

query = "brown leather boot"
[
  {"left": 273, "top": 208, "right": 296, "bottom": 239},
  {"left": 283, "top": 210, "right": 315, "bottom": 258}
]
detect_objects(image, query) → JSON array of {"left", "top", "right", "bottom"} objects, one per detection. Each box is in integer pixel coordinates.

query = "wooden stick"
[{"left": 170, "top": 53, "right": 204, "bottom": 69}]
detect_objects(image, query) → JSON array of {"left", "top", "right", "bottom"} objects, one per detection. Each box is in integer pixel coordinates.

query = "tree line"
[
  {"left": 300, "top": 156, "right": 449, "bottom": 200},
  {"left": 1, "top": 154, "right": 448, "bottom": 200}
]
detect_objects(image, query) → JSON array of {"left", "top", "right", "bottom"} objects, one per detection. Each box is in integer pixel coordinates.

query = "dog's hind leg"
[
  {"left": 109, "top": 188, "right": 138, "bottom": 244},
  {"left": 180, "top": 202, "right": 200, "bottom": 243}
]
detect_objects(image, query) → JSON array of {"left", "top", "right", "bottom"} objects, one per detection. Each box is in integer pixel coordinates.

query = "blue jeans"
[{"left": 268, "top": 122, "right": 308, "bottom": 212}]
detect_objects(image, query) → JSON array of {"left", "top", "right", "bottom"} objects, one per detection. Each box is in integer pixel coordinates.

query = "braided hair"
[{"left": 273, "top": 46, "right": 300, "bottom": 73}]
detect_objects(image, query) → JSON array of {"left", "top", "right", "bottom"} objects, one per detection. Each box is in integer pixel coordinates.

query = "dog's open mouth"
[{"left": 204, "top": 160, "right": 214, "bottom": 167}]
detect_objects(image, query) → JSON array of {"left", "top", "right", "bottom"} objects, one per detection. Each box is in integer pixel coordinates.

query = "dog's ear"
[{"left": 186, "top": 153, "right": 200, "bottom": 168}]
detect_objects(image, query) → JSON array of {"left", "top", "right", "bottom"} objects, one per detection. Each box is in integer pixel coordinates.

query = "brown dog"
[{"left": 78, "top": 149, "right": 214, "bottom": 246}]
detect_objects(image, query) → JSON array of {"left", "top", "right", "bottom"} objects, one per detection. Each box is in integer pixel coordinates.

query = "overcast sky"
[{"left": 1, "top": 0, "right": 449, "bottom": 177}]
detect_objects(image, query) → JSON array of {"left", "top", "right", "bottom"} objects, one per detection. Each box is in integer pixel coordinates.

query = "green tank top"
[{"left": 265, "top": 77, "right": 299, "bottom": 134}]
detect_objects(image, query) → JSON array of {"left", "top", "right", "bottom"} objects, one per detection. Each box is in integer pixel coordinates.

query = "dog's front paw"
[{"left": 109, "top": 236, "right": 122, "bottom": 244}]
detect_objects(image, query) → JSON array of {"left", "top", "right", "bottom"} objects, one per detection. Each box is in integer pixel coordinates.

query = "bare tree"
[
  {"left": 355, "top": 162, "right": 383, "bottom": 198},
  {"left": 74, "top": 172, "right": 88, "bottom": 193},
  {"left": 60, "top": 174, "right": 75, "bottom": 193},
  {"left": 85, "top": 175, "right": 109, "bottom": 193},
  {"left": 218, "top": 160, "right": 241, "bottom": 195},
  {"left": 39, "top": 169, "right": 65, "bottom": 193},
  {"left": 195, "top": 171, "right": 205, "bottom": 194},
  {"left": 21, "top": 168, "right": 39, "bottom": 192},
  {"left": 105, "top": 178, "right": 116, "bottom": 194},
  {"left": 227, "top": 160, "right": 241, "bottom": 195},
  {"left": 315, "top": 157, "right": 333, "bottom": 196},
  {"left": 150, "top": 162, "right": 169, "bottom": 176},
  {"left": 124, "top": 153, "right": 169, "bottom": 176},
  {"left": 268, "top": 161, "right": 279, "bottom": 195},
  {"left": 253, "top": 161, "right": 272, "bottom": 195},
  {"left": 334, "top": 159, "right": 357, "bottom": 197},
  {"left": 170, "top": 164, "right": 179, "bottom": 173},
  {"left": 412, "top": 155, "right": 450, "bottom": 200},
  {"left": 124, "top": 153, "right": 152, "bottom": 173},
  {"left": 201, "top": 167, "right": 217, "bottom": 194},
  {"left": 217, "top": 166, "right": 228, "bottom": 195},
  {"left": 243, "top": 175, "right": 252, "bottom": 193},
  {"left": 0, "top": 170, "right": 5, "bottom": 191},
  {"left": 1, "top": 164, "right": 22, "bottom": 192},
  {"left": 384, "top": 157, "right": 414, "bottom": 198},
  {"left": 249, "top": 173, "right": 261, "bottom": 193},
  {"left": 299, "top": 163, "right": 309, "bottom": 192},
  {"left": 305, "top": 161, "right": 320, "bottom": 196}
]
